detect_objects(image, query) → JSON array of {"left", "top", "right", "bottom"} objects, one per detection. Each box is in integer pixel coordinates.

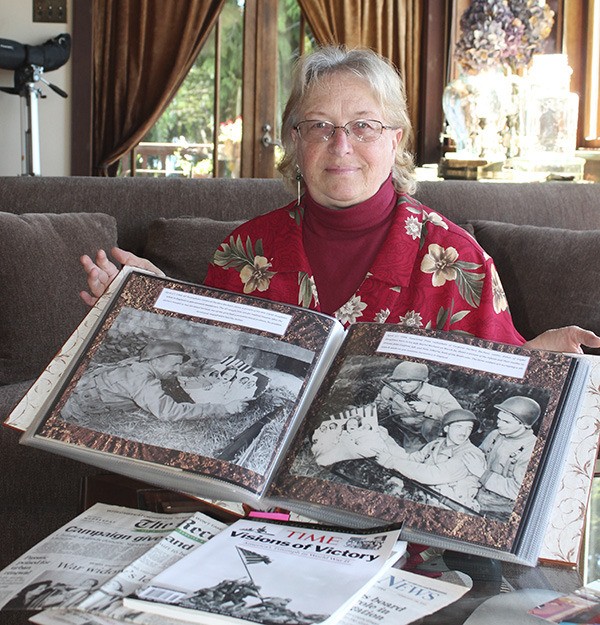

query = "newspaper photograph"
[
  {"left": 30, "top": 510, "right": 226, "bottom": 625},
  {"left": 0, "top": 503, "right": 195, "bottom": 613}
]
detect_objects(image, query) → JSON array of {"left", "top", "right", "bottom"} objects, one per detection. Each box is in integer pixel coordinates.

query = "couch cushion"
[
  {"left": 143, "top": 216, "right": 245, "bottom": 284},
  {"left": 468, "top": 220, "right": 600, "bottom": 341},
  {"left": 0, "top": 212, "right": 118, "bottom": 385}
]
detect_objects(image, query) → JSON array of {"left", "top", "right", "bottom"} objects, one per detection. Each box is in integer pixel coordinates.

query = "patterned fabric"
[{"left": 204, "top": 192, "right": 524, "bottom": 345}]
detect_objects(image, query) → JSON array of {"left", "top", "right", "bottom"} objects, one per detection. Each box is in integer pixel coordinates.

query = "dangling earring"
[{"left": 296, "top": 166, "right": 302, "bottom": 206}]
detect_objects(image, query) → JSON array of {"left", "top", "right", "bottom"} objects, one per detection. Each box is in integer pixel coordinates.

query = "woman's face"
[{"left": 292, "top": 72, "right": 402, "bottom": 209}]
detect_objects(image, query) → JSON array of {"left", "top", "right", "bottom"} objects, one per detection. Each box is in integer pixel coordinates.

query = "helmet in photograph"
[
  {"left": 441, "top": 408, "right": 479, "bottom": 428},
  {"left": 494, "top": 396, "right": 541, "bottom": 427},
  {"left": 140, "top": 341, "right": 190, "bottom": 362},
  {"left": 390, "top": 361, "right": 429, "bottom": 381}
]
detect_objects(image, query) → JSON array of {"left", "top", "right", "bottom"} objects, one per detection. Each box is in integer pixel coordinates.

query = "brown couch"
[{"left": 1, "top": 176, "right": 600, "bottom": 622}]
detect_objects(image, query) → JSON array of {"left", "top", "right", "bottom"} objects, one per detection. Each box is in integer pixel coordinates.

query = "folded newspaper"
[
  {"left": 0, "top": 503, "right": 223, "bottom": 615},
  {"left": 30, "top": 509, "right": 228, "bottom": 625},
  {"left": 0, "top": 503, "right": 470, "bottom": 625}
]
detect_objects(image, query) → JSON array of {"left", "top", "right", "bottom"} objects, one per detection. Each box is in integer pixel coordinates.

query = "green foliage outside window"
[{"left": 134, "top": 0, "right": 313, "bottom": 178}]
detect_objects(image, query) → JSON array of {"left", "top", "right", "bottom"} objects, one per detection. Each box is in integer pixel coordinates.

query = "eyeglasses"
[{"left": 294, "top": 119, "right": 394, "bottom": 143}]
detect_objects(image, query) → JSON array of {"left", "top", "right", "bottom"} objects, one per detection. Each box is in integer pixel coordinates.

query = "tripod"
[
  {"left": 0, "top": 34, "right": 71, "bottom": 176},
  {"left": 1, "top": 64, "right": 68, "bottom": 176}
]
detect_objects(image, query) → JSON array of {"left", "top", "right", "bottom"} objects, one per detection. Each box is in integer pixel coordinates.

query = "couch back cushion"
[
  {"left": 468, "top": 220, "right": 600, "bottom": 341},
  {"left": 414, "top": 181, "right": 600, "bottom": 230},
  {"left": 0, "top": 177, "right": 294, "bottom": 254},
  {"left": 0, "top": 212, "right": 118, "bottom": 385},
  {"left": 143, "top": 216, "right": 246, "bottom": 284}
]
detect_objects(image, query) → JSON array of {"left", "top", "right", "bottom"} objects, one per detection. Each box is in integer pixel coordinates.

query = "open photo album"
[{"left": 7, "top": 268, "right": 593, "bottom": 566}]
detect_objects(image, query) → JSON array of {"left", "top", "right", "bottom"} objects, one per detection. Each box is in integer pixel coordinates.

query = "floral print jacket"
[{"left": 204, "top": 193, "right": 524, "bottom": 345}]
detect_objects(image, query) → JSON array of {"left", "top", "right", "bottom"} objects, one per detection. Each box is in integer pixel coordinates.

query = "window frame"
[
  {"left": 70, "top": 0, "right": 279, "bottom": 178},
  {"left": 70, "top": 1, "right": 600, "bottom": 176},
  {"left": 564, "top": 0, "right": 600, "bottom": 148}
]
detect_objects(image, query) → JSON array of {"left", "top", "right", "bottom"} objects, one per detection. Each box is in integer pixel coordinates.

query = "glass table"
[
  {"left": 412, "top": 550, "right": 582, "bottom": 624},
  {"left": 80, "top": 473, "right": 585, "bottom": 625}
]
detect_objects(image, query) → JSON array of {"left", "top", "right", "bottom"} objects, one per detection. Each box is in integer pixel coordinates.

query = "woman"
[{"left": 80, "top": 46, "right": 600, "bottom": 354}]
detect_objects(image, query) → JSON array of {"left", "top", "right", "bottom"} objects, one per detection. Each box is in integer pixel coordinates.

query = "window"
[
  {"left": 565, "top": 0, "right": 600, "bottom": 148},
  {"left": 119, "top": 0, "right": 313, "bottom": 179},
  {"left": 445, "top": 0, "right": 599, "bottom": 155}
]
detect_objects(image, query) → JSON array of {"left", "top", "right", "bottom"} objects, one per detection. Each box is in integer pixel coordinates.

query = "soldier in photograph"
[
  {"left": 375, "top": 361, "right": 461, "bottom": 451},
  {"left": 240, "top": 596, "right": 299, "bottom": 624},
  {"left": 184, "top": 579, "right": 261, "bottom": 612},
  {"left": 373, "top": 408, "right": 484, "bottom": 513},
  {"left": 61, "top": 340, "right": 217, "bottom": 423},
  {"left": 463, "top": 395, "right": 541, "bottom": 520}
]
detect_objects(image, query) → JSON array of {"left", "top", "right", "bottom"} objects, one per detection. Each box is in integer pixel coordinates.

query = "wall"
[{"left": 0, "top": 0, "right": 72, "bottom": 176}]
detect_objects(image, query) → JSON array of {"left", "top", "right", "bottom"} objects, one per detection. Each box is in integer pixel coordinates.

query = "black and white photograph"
[
  {"left": 3, "top": 571, "right": 100, "bottom": 611},
  {"left": 289, "top": 354, "right": 549, "bottom": 522},
  {"left": 126, "top": 518, "right": 400, "bottom": 625},
  {"left": 164, "top": 558, "right": 326, "bottom": 625},
  {"left": 56, "top": 306, "right": 315, "bottom": 475}
]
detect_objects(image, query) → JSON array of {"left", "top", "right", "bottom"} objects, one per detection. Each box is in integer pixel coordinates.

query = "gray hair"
[{"left": 278, "top": 46, "right": 416, "bottom": 195}]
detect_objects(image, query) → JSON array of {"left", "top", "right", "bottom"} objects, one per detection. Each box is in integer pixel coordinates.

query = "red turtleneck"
[{"left": 302, "top": 177, "right": 397, "bottom": 315}]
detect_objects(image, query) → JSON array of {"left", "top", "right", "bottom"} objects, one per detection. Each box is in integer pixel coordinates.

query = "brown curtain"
[
  {"left": 93, "top": 0, "right": 226, "bottom": 176},
  {"left": 297, "top": 0, "right": 422, "bottom": 150}
]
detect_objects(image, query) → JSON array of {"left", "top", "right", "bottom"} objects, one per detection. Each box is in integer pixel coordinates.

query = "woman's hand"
[
  {"left": 79, "top": 247, "right": 165, "bottom": 306},
  {"left": 523, "top": 326, "right": 600, "bottom": 354}
]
